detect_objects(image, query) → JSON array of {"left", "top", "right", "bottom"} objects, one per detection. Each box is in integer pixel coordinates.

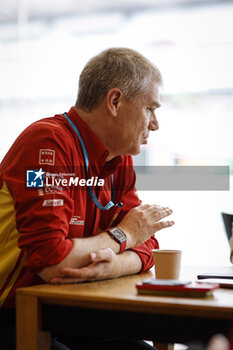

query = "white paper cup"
[{"left": 152, "top": 249, "right": 182, "bottom": 279}]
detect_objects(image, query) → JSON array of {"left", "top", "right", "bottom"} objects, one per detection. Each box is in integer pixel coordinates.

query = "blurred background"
[{"left": 0, "top": 0, "right": 233, "bottom": 266}]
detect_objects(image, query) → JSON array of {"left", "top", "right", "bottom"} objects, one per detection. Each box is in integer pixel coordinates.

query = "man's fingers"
[
  {"left": 152, "top": 208, "right": 173, "bottom": 221},
  {"left": 51, "top": 264, "right": 102, "bottom": 284},
  {"left": 90, "top": 248, "right": 114, "bottom": 263},
  {"left": 60, "top": 267, "right": 82, "bottom": 277},
  {"left": 144, "top": 204, "right": 163, "bottom": 214},
  {"left": 139, "top": 204, "right": 161, "bottom": 212},
  {"left": 58, "top": 265, "right": 99, "bottom": 281},
  {"left": 154, "top": 220, "right": 175, "bottom": 232},
  {"left": 139, "top": 205, "right": 173, "bottom": 219}
]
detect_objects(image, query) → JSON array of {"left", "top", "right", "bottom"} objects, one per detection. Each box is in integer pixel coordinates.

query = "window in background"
[{"left": 0, "top": 0, "right": 232, "bottom": 265}]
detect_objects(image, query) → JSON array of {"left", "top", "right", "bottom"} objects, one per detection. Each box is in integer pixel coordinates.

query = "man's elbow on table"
[{"left": 38, "top": 239, "right": 90, "bottom": 283}]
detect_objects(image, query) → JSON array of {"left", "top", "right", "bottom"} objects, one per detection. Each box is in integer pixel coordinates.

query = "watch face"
[
  {"left": 111, "top": 228, "right": 126, "bottom": 242},
  {"left": 114, "top": 229, "right": 124, "bottom": 240}
]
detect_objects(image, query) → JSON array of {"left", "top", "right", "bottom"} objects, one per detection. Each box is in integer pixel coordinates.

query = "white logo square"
[{"left": 39, "top": 149, "right": 55, "bottom": 165}]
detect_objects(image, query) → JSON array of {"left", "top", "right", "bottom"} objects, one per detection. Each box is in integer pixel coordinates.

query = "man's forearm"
[
  {"left": 39, "top": 231, "right": 123, "bottom": 282},
  {"left": 48, "top": 247, "right": 143, "bottom": 284},
  {"left": 113, "top": 250, "right": 142, "bottom": 277}
]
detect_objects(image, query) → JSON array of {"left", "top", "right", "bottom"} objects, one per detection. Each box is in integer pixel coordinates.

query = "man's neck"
[{"left": 74, "top": 106, "right": 117, "bottom": 162}]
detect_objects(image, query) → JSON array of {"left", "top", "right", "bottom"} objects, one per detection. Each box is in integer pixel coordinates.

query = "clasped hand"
[{"left": 50, "top": 248, "right": 118, "bottom": 284}]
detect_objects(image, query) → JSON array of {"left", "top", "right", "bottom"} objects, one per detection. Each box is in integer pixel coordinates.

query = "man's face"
[{"left": 115, "top": 83, "right": 161, "bottom": 156}]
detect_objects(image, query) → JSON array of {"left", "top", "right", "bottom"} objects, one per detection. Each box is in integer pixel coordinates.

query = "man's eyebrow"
[{"left": 151, "top": 101, "right": 161, "bottom": 108}]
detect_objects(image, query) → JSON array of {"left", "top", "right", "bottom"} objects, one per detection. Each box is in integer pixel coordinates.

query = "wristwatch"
[{"left": 106, "top": 227, "right": 127, "bottom": 253}]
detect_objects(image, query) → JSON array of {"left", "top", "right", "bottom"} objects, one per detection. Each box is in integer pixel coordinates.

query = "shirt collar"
[{"left": 66, "top": 107, "right": 123, "bottom": 169}]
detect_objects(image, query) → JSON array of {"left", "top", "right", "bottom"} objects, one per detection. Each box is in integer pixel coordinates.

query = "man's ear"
[{"left": 106, "top": 88, "right": 123, "bottom": 117}]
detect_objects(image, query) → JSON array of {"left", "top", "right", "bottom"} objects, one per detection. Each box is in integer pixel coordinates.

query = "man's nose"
[{"left": 149, "top": 116, "right": 159, "bottom": 131}]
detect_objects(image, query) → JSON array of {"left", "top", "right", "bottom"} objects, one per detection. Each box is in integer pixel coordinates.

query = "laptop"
[
  {"left": 221, "top": 212, "right": 233, "bottom": 242},
  {"left": 196, "top": 212, "right": 233, "bottom": 285}
]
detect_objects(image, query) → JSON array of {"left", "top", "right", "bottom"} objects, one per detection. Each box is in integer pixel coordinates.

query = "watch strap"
[{"left": 118, "top": 236, "right": 126, "bottom": 254}]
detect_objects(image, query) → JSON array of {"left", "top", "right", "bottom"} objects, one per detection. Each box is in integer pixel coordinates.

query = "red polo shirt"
[{"left": 0, "top": 107, "right": 159, "bottom": 307}]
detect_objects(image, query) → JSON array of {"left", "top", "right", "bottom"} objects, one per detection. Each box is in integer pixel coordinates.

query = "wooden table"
[{"left": 16, "top": 266, "right": 233, "bottom": 350}]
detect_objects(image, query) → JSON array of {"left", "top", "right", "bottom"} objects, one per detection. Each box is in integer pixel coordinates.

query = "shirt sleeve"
[
  {"left": 2, "top": 119, "right": 75, "bottom": 273},
  {"left": 131, "top": 236, "right": 159, "bottom": 272}
]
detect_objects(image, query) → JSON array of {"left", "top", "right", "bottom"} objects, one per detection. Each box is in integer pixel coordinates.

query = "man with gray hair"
[{"left": 0, "top": 47, "right": 174, "bottom": 349}]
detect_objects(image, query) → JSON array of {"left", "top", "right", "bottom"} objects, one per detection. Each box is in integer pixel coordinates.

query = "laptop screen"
[{"left": 221, "top": 212, "right": 233, "bottom": 242}]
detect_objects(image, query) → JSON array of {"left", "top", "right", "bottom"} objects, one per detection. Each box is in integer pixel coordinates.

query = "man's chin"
[
  {"left": 122, "top": 145, "right": 141, "bottom": 156},
  {"left": 131, "top": 147, "right": 141, "bottom": 156}
]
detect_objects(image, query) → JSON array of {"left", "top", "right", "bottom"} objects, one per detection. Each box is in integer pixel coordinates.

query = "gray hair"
[{"left": 75, "top": 47, "right": 162, "bottom": 112}]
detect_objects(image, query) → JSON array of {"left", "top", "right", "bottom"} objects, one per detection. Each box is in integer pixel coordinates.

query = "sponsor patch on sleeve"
[
  {"left": 70, "top": 216, "right": 85, "bottom": 225},
  {"left": 39, "top": 149, "right": 55, "bottom": 165},
  {"left": 42, "top": 199, "right": 64, "bottom": 207}
]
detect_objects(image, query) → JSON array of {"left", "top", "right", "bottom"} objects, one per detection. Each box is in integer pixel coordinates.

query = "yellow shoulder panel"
[{"left": 0, "top": 181, "right": 26, "bottom": 306}]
